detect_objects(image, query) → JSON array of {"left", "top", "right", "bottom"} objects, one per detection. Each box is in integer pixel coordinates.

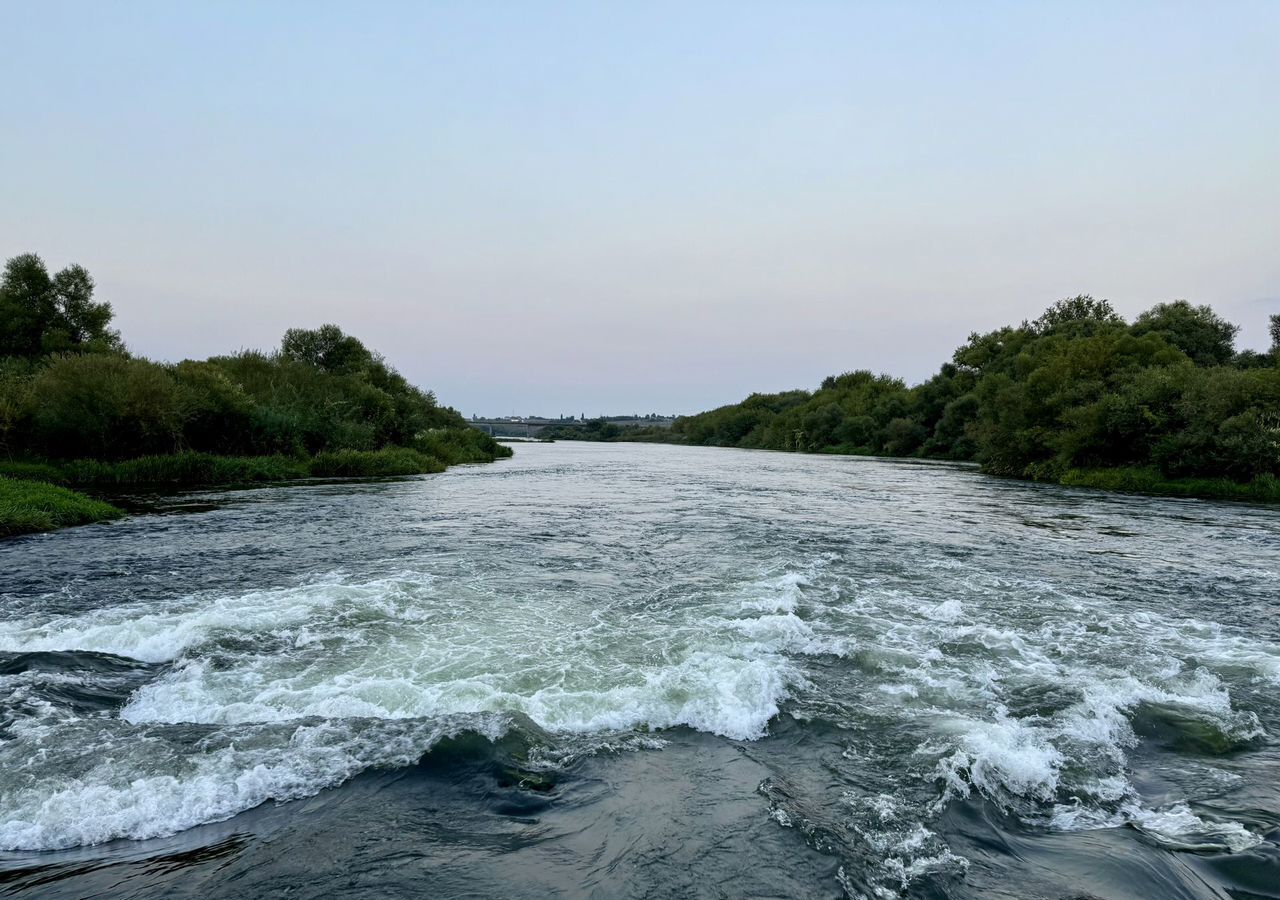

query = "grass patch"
[
  {"left": 1057, "top": 468, "right": 1280, "bottom": 502},
  {"left": 0, "top": 477, "right": 125, "bottom": 537},
  {"left": 310, "top": 447, "right": 445, "bottom": 477},
  {"left": 0, "top": 431, "right": 511, "bottom": 490},
  {"left": 56, "top": 453, "right": 312, "bottom": 486}
]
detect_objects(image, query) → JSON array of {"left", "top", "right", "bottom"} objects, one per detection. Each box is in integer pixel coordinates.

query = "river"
[{"left": 1, "top": 442, "right": 1277, "bottom": 899}]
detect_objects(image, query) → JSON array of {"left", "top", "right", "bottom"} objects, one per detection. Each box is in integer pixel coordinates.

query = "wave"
[
  {"left": 0, "top": 714, "right": 507, "bottom": 851},
  {"left": 0, "top": 564, "right": 833, "bottom": 851},
  {"left": 2, "top": 553, "right": 1276, "bottom": 869}
]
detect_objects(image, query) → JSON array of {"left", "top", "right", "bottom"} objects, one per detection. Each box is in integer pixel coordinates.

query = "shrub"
[
  {"left": 415, "top": 428, "right": 513, "bottom": 464},
  {"left": 28, "top": 354, "right": 184, "bottom": 459}
]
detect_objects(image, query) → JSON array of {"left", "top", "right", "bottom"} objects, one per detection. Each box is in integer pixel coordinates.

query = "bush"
[
  {"left": 415, "top": 428, "right": 513, "bottom": 464},
  {"left": 172, "top": 360, "right": 257, "bottom": 455},
  {"left": 28, "top": 354, "right": 185, "bottom": 459}
]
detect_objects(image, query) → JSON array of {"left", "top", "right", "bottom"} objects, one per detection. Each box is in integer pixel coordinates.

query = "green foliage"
[
  {"left": 540, "top": 419, "right": 674, "bottom": 443},
  {"left": 542, "top": 418, "right": 624, "bottom": 441},
  {"left": 415, "top": 428, "right": 513, "bottom": 463},
  {"left": 280, "top": 323, "right": 374, "bottom": 374},
  {"left": 1131, "top": 300, "right": 1238, "bottom": 366},
  {"left": 0, "top": 254, "right": 121, "bottom": 358},
  {"left": 670, "top": 372, "right": 925, "bottom": 456},
  {"left": 0, "top": 477, "right": 124, "bottom": 537},
  {"left": 310, "top": 447, "right": 444, "bottom": 477},
  {"left": 1, "top": 445, "right": 500, "bottom": 488},
  {"left": 662, "top": 294, "right": 1279, "bottom": 500},
  {"left": 55, "top": 453, "right": 311, "bottom": 485},
  {"left": 1030, "top": 294, "right": 1125, "bottom": 336},
  {"left": 0, "top": 255, "right": 509, "bottom": 503},
  {"left": 27, "top": 354, "right": 186, "bottom": 459},
  {"left": 1057, "top": 468, "right": 1280, "bottom": 503}
]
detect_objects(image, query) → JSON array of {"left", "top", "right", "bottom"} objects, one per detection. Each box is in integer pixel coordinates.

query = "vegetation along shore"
[
  {"left": 0, "top": 253, "right": 510, "bottom": 537},
  {"left": 548, "top": 296, "right": 1280, "bottom": 503}
]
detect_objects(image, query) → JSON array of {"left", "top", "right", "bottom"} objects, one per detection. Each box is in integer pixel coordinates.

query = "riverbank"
[
  {"left": 0, "top": 442, "right": 512, "bottom": 537},
  {"left": 1054, "top": 466, "right": 1280, "bottom": 502},
  {"left": 562, "top": 435, "right": 1280, "bottom": 504}
]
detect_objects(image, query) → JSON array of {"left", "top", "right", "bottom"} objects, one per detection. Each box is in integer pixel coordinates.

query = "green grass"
[
  {"left": 0, "top": 434, "right": 508, "bottom": 490},
  {"left": 56, "top": 453, "right": 312, "bottom": 486},
  {"left": 1057, "top": 467, "right": 1280, "bottom": 503},
  {"left": 310, "top": 448, "right": 445, "bottom": 477},
  {"left": 0, "top": 477, "right": 125, "bottom": 537}
]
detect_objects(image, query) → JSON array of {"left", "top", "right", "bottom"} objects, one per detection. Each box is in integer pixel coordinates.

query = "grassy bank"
[
  {"left": 0, "top": 437, "right": 513, "bottom": 537},
  {"left": 1055, "top": 467, "right": 1280, "bottom": 503},
  {"left": 0, "top": 445, "right": 489, "bottom": 489},
  {"left": 0, "top": 478, "right": 124, "bottom": 537},
  {"left": 310, "top": 448, "right": 445, "bottom": 477}
]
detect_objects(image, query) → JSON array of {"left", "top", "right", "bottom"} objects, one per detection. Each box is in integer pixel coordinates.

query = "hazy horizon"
[{"left": 4, "top": 1, "right": 1277, "bottom": 417}]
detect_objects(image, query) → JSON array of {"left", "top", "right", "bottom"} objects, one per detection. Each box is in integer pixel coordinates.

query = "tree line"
[
  {"left": 0, "top": 252, "right": 508, "bottom": 475},
  {"left": 666, "top": 296, "right": 1279, "bottom": 498}
]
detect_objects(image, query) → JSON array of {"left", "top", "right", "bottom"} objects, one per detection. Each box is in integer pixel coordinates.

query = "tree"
[
  {"left": 1030, "top": 295, "right": 1125, "bottom": 335},
  {"left": 48, "top": 264, "right": 119, "bottom": 352},
  {"left": 0, "top": 253, "right": 121, "bottom": 357},
  {"left": 280, "top": 324, "right": 373, "bottom": 374},
  {"left": 1131, "top": 300, "right": 1238, "bottom": 366},
  {"left": 1270, "top": 314, "right": 1280, "bottom": 355}
]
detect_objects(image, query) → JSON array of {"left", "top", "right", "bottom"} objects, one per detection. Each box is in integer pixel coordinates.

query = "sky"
[{"left": 3, "top": 1, "right": 1277, "bottom": 417}]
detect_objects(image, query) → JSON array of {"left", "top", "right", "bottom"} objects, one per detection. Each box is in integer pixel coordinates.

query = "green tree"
[
  {"left": 280, "top": 323, "right": 374, "bottom": 374},
  {"left": 1030, "top": 294, "right": 1125, "bottom": 336},
  {"left": 1131, "top": 300, "right": 1238, "bottom": 366},
  {"left": 0, "top": 253, "right": 122, "bottom": 357}
]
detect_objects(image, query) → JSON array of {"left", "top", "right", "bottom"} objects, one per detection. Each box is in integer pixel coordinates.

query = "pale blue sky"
[{"left": 3, "top": 1, "right": 1277, "bottom": 416}]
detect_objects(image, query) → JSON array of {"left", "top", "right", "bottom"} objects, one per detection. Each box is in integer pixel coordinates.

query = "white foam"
[
  {"left": 0, "top": 715, "right": 505, "bottom": 851},
  {"left": 934, "top": 710, "right": 1063, "bottom": 803},
  {"left": 0, "top": 564, "right": 826, "bottom": 849},
  {"left": 1128, "top": 801, "right": 1261, "bottom": 852},
  {"left": 0, "top": 573, "right": 392, "bottom": 663},
  {"left": 4, "top": 542, "right": 1277, "bottom": 859},
  {"left": 821, "top": 564, "right": 1276, "bottom": 866},
  {"left": 1050, "top": 799, "right": 1261, "bottom": 852}
]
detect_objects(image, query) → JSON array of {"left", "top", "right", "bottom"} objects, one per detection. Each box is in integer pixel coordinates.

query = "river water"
[{"left": 1, "top": 442, "right": 1277, "bottom": 899}]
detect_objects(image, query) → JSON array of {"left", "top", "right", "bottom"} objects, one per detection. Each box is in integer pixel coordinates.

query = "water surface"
[{"left": 1, "top": 443, "right": 1278, "bottom": 898}]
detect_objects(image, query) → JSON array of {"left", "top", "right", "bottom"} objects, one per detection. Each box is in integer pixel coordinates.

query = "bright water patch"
[
  {"left": 1, "top": 443, "right": 1278, "bottom": 899},
  {"left": 0, "top": 562, "right": 839, "bottom": 850}
]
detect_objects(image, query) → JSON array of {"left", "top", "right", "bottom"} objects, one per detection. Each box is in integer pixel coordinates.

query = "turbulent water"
[{"left": 1, "top": 443, "right": 1278, "bottom": 899}]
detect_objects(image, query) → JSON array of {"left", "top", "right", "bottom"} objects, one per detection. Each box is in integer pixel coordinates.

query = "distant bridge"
[
  {"left": 469, "top": 419, "right": 562, "bottom": 438},
  {"left": 468, "top": 418, "right": 675, "bottom": 438}
]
